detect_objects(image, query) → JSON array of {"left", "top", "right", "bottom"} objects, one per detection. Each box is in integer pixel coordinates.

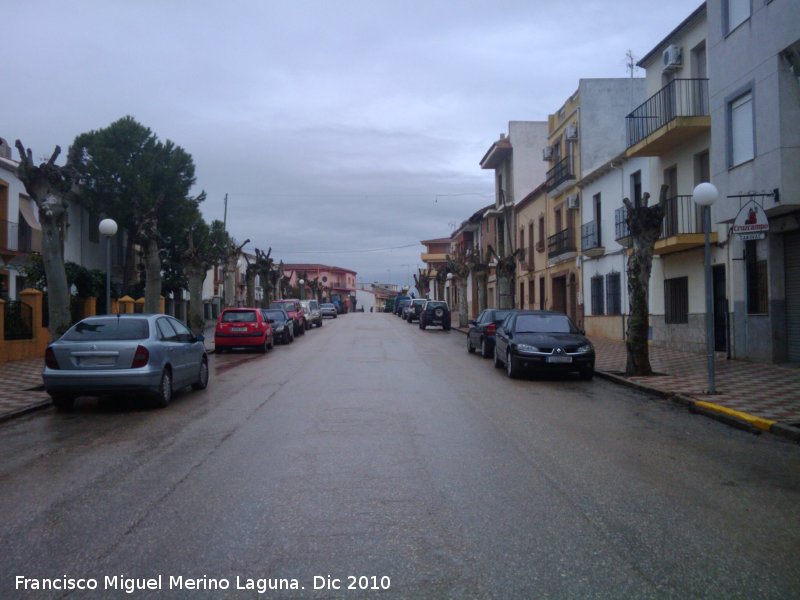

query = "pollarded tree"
[
  {"left": 446, "top": 247, "right": 473, "bottom": 328},
  {"left": 14, "top": 141, "right": 76, "bottom": 338},
  {"left": 69, "top": 116, "right": 201, "bottom": 313},
  {"left": 624, "top": 184, "right": 667, "bottom": 376},
  {"left": 413, "top": 268, "right": 432, "bottom": 299},
  {"left": 487, "top": 244, "right": 522, "bottom": 310},
  {"left": 183, "top": 219, "right": 230, "bottom": 333}
]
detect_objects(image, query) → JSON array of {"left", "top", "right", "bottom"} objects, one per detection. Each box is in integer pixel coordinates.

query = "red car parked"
[{"left": 214, "top": 308, "right": 274, "bottom": 353}]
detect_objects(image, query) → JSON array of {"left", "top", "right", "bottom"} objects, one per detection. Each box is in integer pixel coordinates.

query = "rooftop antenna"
[{"left": 626, "top": 50, "right": 638, "bottom": 78}]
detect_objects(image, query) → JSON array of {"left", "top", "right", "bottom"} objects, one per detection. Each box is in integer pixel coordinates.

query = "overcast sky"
[{"left": 4, "top": 0, "right": 702, "bottom": 286}]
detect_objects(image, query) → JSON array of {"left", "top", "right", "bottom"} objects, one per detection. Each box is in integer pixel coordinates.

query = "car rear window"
[
  {"left": 62, "top": 318, "right": 150, "bottom": 341},
  {"left": 263, "top": 310, "right": 286, "bottom": 320},
  {"left": 222, "top": 310, "right": 258, "bottom": 323},
  {"left": 427, "top": 302, "right": 447, "bottom": 309}
]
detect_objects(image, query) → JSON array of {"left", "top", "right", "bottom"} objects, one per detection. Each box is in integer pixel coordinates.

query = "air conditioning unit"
[
  {"left": 662, "top": 45, "right": 682, "bottom": 71},
  {"left": 566, "top": 123, "right": 579, "bottom": 140},
  {"left": 566, "top": 194, "right": 580, "bottom": 209},
  {"left": 542, "top": 145, "right": 553, "bottom": 161}
]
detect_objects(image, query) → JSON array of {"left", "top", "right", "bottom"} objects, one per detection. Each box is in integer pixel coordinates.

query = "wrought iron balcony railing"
[
  {"left": 581, "top": 220, "right": 601, "bottom": 251},
  {"left": 547, "top": 228, "right": 576, "bottom": 259},
  {"left": 662, "top": 195, "right": 703, "bottom": 237},
  {"left": 545, "top": 155, "right": 575, "bottom": 192},
  {"left": 626, "top": 78, "right": 709, "bottom": 148},
  {"left": 615, "top": 207, "right": 631, "bottom": 245}
]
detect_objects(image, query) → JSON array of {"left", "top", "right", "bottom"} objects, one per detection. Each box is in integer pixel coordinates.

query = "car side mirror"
[
  {"left": 468, "top": 320, "right": 476, "bottom": 326},
  {"left": 193, "top": 334, "right": 205, "bottom": 343},
  {"left": 268, "top": 319, "right": 275, "bottom": 324}
]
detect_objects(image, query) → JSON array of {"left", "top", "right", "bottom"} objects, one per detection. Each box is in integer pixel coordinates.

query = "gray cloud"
[{"left": 4, "top": 0, "right": 703, "bottom": 284}]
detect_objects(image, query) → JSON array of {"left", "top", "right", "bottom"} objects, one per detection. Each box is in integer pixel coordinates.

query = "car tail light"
[
  {"left": 45, "top": 347, "right": 60, "bottom": 369},
  {"left": 131, "top": 345, "right": 149, "bottom": 368},
  {"left": 486, "top": 323, "right": 497, "bottom": 335}
]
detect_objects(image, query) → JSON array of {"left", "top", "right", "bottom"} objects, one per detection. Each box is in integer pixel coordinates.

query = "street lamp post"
[
  {"left": 692, "top": 182, "right": 718, "bottom": 394},
  {"left": 98, "top": 218, "right": 118, "bottom": 315},
  {"left": 299, "top": 278, "right": 305, "bottom": 300}
]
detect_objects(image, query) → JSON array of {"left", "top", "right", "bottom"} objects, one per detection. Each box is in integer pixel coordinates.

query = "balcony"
[
  {"left": 545, "top": 155, "right": 575, "bottom": 195},
  {"left": 613, "top": 198, "right": 717, "bottom": 255},
  {"left": 581, "top": 221, "right": 604, "bottom": 258},
  {"left": 626, "top": 79, "right": 710, "bottom": 157},
  {"left": 656, "top": 195, "right": 716, "bottom": 255},
  {"left": 1, "top": 219, "right": 39, "bottom": 263},
  {"left": 615, "top": 208, "right": 632, "bottom": 247},
  {"left": 547, "top": 228, "right": 576, "bottom": 262}
]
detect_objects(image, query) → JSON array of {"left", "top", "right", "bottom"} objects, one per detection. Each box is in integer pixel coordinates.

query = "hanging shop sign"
[{"left": 731, "top": 199, "right": 769, "bottom": 241}]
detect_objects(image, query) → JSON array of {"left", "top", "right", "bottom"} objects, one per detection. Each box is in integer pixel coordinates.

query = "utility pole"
[{"left": 221, "top": 193, "right": 228, "bottom": 307}]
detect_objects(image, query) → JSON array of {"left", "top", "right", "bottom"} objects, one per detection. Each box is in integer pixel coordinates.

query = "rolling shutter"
[{"left": 785, "top": 231, "right": 800, "bottom": 363}]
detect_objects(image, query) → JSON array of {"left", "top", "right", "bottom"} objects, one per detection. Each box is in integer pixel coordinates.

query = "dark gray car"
[{"left": 493, "top": 311, "right": 594, "bottom": 379}]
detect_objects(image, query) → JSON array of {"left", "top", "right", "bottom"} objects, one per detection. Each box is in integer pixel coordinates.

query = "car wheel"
[
  {"left": 580, "top": 367, "right": 594, "bottom": 381},
  {"left": 333, "top": 314, "right": 337, "bottom": 319},
  {"left": 506, "top": 350, "right": 520, "bottom": 379},
  {"left": 494, "top": 346, "right": 503, "bottom": 369},
  {"left": 192, "top": 357, "right": 209, "bottom": 390},
  {"left": 215, "top": 345, "right": 224, "bottom": 354},
  {"left": 51, "top": 394, "right": 75, "bottom": 411},
  {"left": 318, "top": 320, "right": 323, "bottom": 327},
  {"left": 420, "top": 321, "right": 426, "bottom": 330},
  {"left": 467, "top": 335, "right": 475, "bottom": 353},
  {"left": 444, "top": 323, "right": 451, "bottom": 331},
  {"left": 480, "top": 338, "right": 491, "bottom": 359},
  {"left": 154, "top": 368, "right": 173, "bottom": 408}
]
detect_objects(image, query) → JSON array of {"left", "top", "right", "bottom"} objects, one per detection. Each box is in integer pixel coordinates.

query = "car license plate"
[
  {"left": 79, "top": 356, "right": 115, "bottom": 366},
  {"left": 547, "top": 356, "right": 572, "bottom": 364},
  {"left": 231, "top": 327, "right": 247, "bottom": 332}
]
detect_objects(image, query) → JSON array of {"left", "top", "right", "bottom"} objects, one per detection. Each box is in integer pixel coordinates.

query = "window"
[
  {"left": 729, "top": 91, "right": 754, "bottom": 166},
  {"left": 528, "top": 223, "right": 534, "bottom": 267},
  {"left": 664, "top": 277, "right": 689, "bottom": 324},
  {"left": 606, "top": 272, "right": 622, "bottom": 315},
  {"left": 631, "top": 171, "right": 642, "bottom": 208},
  {"left": 593, "top": 193, "right": 602, "bottom": 246},
  {"left": 537, "top": 216, "right": 545, "bottom": 251},
  {"left": 519, "top": 228, "right": 525, "bottom": 261},
  {"left": 528, "top": 279, "right": 535, "bottom": 309},
  {"left": 591, "top": 275, "right": 605, "bottom": 316},
  {"left": 539, "top": 277, "right": 545, "bottom": 310},
  {"left": 725, "top": 0, "right": 750, "bottom": 33},
  {"left": 520, "top": 282, "right": 525, "bottom": 308},
  {"left": 88, "top": 212, "right": 100, "bottom": 244},
  {"left": 746, "top": 241, "right": 768, "bottom": 314}
]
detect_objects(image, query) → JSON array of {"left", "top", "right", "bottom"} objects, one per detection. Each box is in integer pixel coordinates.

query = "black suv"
[{"left": 419, "top": 301, "right": 451, "bottom": 331}]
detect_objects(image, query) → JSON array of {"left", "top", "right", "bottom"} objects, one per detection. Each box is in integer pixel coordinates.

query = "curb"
[{"left": 0, "top": 400, "right": 52, "bottom": 424}]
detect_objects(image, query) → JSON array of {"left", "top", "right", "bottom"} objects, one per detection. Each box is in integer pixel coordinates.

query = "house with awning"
[{"left": 1, "top": 136, "right": 115, "bottom": 300}]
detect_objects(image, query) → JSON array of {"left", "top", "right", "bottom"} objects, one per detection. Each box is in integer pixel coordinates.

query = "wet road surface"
[{"left": 1, "top": 313, "right": 799, "bottom": 598}]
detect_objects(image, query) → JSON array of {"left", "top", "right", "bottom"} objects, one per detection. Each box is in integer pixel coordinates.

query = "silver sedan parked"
[{"left": 42, "top": 314, "right": 209, "bottom": 410}]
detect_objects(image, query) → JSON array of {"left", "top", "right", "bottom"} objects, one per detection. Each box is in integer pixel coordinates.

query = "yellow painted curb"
[{"left": 694, "top": 400, "right": 775, "bottom": 432}]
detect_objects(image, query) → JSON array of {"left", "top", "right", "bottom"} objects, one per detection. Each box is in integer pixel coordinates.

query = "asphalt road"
[{"left": 1, "top": 313, "right": 799, "bottom": 599}]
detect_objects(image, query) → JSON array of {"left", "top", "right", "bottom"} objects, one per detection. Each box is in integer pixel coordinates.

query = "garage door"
[{"left": 785, "top": 231, "right": 800, "bottom": 362}]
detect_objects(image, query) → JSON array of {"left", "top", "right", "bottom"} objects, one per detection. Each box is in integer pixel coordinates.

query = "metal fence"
[{"left": 4, "top": 300, "right": 33, "bottom": 340}]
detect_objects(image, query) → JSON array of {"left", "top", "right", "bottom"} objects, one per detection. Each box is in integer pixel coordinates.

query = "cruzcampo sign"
[{"left": 731, "top": 199, "right": 769, "bottom": 241}]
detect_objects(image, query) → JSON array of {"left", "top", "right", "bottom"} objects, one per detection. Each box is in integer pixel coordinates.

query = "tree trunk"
[
  {"left": 186, "top": 263, "right": 206, "bottom": 334},
  {"left": 624, "top": 185, "right": 667, "bottom": 376},
  {"left": 143, "top": 238, "right": 162, "bottom": 313},
  {"left": 245, "top": 269, "right": 256, "bottom": 307},
  {"left": 40, "top": 211, "right": 71, "bottom": 337},
  {"left": 496, "top": 273, "right": 513, "bottom": 309},
  {"left": 458, "top": 279, "right": 469, "bottom": 327},
  {"left": 476, "top": 271, "right": 487, "bottom": 312}
]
